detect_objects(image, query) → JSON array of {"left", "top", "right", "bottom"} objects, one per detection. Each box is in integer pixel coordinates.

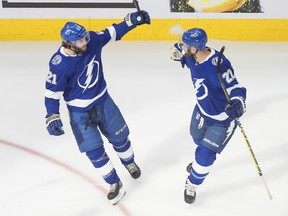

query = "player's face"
[
  {"left": 182, "top": 43, "right": 197, "bottom": 57},
  {"left": 74, "top": 37, "right": 88, "bottom": 52}
]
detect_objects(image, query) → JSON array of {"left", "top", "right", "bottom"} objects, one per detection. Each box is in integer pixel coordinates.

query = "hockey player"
[
  {"left": 170, "top": 28, "right": 247, "bottom": 204},
  {"left": 44, "top": 11, "right": 150, "bottom": 205}
]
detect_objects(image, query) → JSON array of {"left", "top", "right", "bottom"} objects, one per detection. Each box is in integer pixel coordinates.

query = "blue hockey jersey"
[
  {"left": 45, "top": 21, "right": 134, "bottom": 115},
  {"left": 184, "top": 48, "right": 247, "bottom": 124}
]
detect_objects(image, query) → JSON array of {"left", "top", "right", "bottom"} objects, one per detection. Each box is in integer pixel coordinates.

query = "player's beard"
[
  {"left": 185, "top": 49, "right": 198, "bottom": 60},
  {"left": 76, "top": 44, "right": 87, "bottom": 53},
  {"left": 185, "top": 51, "right": 193, "bottom": 58},
  {"left": 71, "top": 44, "right": 87, "bottom": 55},
  {"left": 185, "top": 51, "right": 195, "bottom": 59}
]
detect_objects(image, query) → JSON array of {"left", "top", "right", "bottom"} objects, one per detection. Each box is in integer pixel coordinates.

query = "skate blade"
[
  {"left": 185, "top": 201, "right": 195, "bottom": 207},
  {"left": 134, "top": 176, "right": 142, "bottom": 184},
  {"left": 110, "top": 190, "right": 126, "bottom": 205}
]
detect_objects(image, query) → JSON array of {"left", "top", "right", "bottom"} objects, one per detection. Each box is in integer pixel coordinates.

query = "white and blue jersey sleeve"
[
  {"left": 184, "top": 48, "right": 247, "bottom": 124},
  {"left": 45, "top": 21, "right": 134, "bottom": 115}
]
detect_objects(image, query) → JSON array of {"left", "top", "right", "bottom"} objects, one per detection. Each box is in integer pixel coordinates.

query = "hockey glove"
[
  {"left": 170, "top": 43, "right": 186, "bottom": 68},
  {"left": 125, "top": 10, "right": 151, "bottom": 27},
  {"left": 46, "top": 114, "right": 65, "bottom": 136},
  {"left": 225, "top": 97, "right": 246, "bottom": 119}
]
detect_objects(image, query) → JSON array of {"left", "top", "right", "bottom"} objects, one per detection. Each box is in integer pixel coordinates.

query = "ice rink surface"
[{"left": 0, "top": 40, "right": 287, "bottom": 216}]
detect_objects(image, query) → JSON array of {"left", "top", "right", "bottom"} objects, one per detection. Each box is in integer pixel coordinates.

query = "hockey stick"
[
  {"left": 217, "top": 46, "right": 273, "bottom": 200},
  {"left": 133, "top": 0, "right": 141, "bottom": 11}
]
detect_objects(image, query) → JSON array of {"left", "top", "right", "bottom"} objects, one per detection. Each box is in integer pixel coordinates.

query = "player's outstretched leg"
[
  {"left": 184, "top": 178, "right": 197, "bottom": 204},
  {"left": 107, "top": 181, "right": 126, "bottom": 205},
  {"left": 125, "top": 161, "right": 141, "bottom": 179}
]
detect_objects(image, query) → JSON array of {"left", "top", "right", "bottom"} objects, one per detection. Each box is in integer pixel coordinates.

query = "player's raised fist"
[{"left": 125, "top": 10, "right": 151, "bottom": 27}]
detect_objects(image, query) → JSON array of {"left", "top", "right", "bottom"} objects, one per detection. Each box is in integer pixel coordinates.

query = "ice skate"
[
  {"left": 107, "top": 181, "right": 126, "bottom": 205},
  {"left": 184, "top": 178, "right": 197, "bottom": 204},
  {"left": 186, "top": 162, "right": 192, "bottom": 173},
  {"left": 125, "top": 162, "right": 141, "bottom": 179}
]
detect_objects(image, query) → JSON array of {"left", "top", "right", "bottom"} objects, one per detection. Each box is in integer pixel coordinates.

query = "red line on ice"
[{"left": 0, "top": 139, "right": 132, "bottom": 216}]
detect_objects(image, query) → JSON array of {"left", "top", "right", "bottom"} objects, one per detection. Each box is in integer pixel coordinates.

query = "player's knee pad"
[
  {"left": 86, "top": 146, "right": 109, "bottom": 168},
  {"left": 195, "top": 146, "right": 216, "bottom": 166},
  {"left": 113, "top": 138, "right": 130, "bottom": 151}
]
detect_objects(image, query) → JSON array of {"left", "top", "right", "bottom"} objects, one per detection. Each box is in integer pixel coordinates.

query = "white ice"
[{"left": 0, "top": 40, "right": 287, "bottom": 216}]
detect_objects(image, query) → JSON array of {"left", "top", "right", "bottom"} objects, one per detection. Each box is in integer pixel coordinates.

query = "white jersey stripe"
[
  {"left": 66, "top": 87, "right": 107, "bottom": 108},
  {"left": 196, "top": 101, "right": 229, "bottom": 121},
  {"left": 45, "top": 89, "right": 64, "bottom": 100},
  {"left": 107, "top": 26, "right": 117, "bottom": 43}
]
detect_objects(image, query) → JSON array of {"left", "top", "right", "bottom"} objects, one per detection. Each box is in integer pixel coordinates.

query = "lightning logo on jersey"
[
  {"left": 193, "top": 78, "right": 208, "bottom": 101},
  {"left": 78, "top": 55, "right": 99, "bottom": 92}
]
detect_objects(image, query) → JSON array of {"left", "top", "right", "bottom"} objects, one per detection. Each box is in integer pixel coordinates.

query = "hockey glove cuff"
[
  {"left": 225, "top": 97, "right": 246, "bottom": 119},
  {"left": 46, "top": 114, "right": 65, "bottom": 136}
]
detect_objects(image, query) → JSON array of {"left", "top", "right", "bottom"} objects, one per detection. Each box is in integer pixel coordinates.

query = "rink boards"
[{"left": 0, "top": 18, "right": 287, "bottom": 41}]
